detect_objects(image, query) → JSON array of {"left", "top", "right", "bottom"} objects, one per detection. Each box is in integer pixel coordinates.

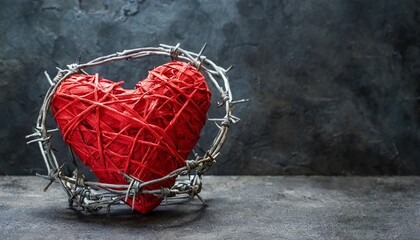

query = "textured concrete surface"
[
  {"left": 1, "top": 1, "right": 420, "bottom": 175},
  {"left": 0, "top": 176, "right": 419, "bottom": 239}
]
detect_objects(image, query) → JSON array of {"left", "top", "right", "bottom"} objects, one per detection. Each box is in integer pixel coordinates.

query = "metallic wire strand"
[{"left": 26, "top": 43, "right": 239, "bottom": 212}]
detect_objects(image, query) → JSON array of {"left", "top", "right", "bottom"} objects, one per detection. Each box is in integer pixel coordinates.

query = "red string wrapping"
[{"left": 50, "top": 61, "right": 211, "bottom": 213}]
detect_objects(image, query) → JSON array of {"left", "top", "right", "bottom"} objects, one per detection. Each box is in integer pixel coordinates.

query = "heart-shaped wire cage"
[{"left": 26, "top": 43, "right": 242, "bottom": 212}]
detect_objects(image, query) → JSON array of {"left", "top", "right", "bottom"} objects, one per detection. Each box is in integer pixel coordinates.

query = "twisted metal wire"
[{"left": 26, "top": 43, "right": 242, "bottom": 212}]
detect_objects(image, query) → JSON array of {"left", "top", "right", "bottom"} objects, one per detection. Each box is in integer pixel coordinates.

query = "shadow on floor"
[{"left": 30, "top": 199, "right": 212, "bottom": 229}]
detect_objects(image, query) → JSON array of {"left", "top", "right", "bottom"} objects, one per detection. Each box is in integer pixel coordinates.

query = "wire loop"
[{"left": 27, "top": 43, "right": 239, "bottom": 212}]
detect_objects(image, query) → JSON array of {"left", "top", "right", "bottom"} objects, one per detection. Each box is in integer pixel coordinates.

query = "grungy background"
[{"left": 1, "top": 0, "right": 419, "bottom": 175}]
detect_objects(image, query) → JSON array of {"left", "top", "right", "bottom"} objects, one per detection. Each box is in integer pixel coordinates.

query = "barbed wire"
[{"left": 26, "top": 43, "right": 245, "bottom": 212}]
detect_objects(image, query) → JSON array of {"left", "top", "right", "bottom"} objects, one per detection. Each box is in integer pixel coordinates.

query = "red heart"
[{"left": 51, "top": 61, "right": 211, "bottom": 213}]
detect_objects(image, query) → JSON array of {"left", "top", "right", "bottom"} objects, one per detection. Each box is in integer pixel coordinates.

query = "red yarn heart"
[{"left": 51, "top": 61, "right": 211, "bottom": 213}]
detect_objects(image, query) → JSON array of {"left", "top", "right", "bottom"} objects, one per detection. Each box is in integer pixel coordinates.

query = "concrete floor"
[{"left": 0, "top": 176, "right": 419, "bottom": 239}]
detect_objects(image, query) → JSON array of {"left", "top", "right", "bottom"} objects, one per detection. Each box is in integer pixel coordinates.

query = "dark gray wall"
[{"left": 1, "top": 0, "right": 419, "bottom": 175}]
